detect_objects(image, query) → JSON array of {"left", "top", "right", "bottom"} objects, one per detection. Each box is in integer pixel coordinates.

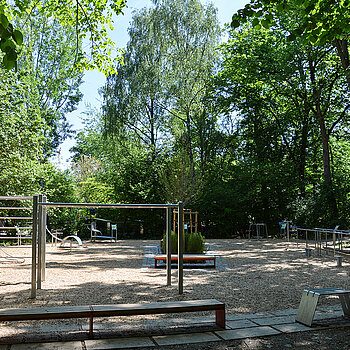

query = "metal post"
[
  {"left": 31, "top": 195, "right": 38, "bottom": 299},
  {"left": 166, "top": 206, "right": 172, "bottom": 286},
  {"left": 42, "top": 195, "right": 47, "bottom": 280},
  {"left": 178, "top": 201, "right": 184, "bottom": 294},
  {"left": 37, "top": 194, "right": 43, "bottom": 289}
]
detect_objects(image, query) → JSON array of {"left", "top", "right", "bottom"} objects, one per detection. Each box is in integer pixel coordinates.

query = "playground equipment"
[
  {"left": 293, "top": 226, "right": 350, "bottom": 259},
  {"left": 279, "top": 220, "right": 298, "bottom": 241},
  {"left": 89, "top": 218, "right": 117, "bottom": 242},
  {"left": 31, "top": 198, "right": 184, "bottom": 299},
  {"left": 46, "top": 228, "right": 83, "bottom": 248},
  {"left": 0, "top": 247, "right": 25, "bottom": 264},
  {"left": 173, "top": 208, "right": 198, "bottom": 235},
  {"left": 248, "top": 223, "right": 268, "bottom": 239},
  {"left": 0, "top": 196, "right": 32, "bottom": 245}
]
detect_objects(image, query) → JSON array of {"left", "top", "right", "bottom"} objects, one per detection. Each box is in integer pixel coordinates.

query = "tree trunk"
[
  {"left": 334, "top": 39, "right": 350, "bottom": 88},
  {"left": 317, "top": 112, "right": 339, "bottom": 218},
  {"left": 298, "top": 115, "right": 309, "bottom": 197}
]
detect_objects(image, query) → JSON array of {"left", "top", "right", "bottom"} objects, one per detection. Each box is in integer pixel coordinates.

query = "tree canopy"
[{"left": 0, "top": 0, "right": 126, "bottom": 74}]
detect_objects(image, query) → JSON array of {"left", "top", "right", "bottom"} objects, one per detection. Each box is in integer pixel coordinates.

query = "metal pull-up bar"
[{"left": 31, "top": 198, "right": 184, "bottom": 299}]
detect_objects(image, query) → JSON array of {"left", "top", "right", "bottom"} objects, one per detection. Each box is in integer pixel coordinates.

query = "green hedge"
[{"left": 161, "top": 232, "right": 205, "bottom": 254}]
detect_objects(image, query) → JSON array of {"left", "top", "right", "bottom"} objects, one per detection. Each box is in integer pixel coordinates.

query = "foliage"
[
  {"left": 0, "top": 69, "right": 45, "bottom": 194},
  {"left": 231, "top": 0, "right": 350, "bottom": 86},
  {"left": 17, "top": 10, "right": 84, "bottom": 155},
  {"left": 0, "top": 0, "right": 126, "bottom": 74},
  {"left": 161, "top": 232, "right": 205, "bottom": 254}
]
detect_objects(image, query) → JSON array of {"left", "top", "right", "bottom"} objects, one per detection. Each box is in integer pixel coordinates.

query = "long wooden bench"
[
  {"left": 154, "top": 254, "right": 216, "bottom": 268},
  {"left": 0, "top": 299, "right": 225, "bottom": 339}
]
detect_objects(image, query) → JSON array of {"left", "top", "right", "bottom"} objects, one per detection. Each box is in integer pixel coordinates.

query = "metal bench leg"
[
  {"left": 296, "top": 290, "right": 319, "bottom": 326},
  {"left": 216, "top": 308, "right": 225, "bottom": 328},
  {"left": 339, "top": 294, "right": 350, "bottom": 317},
  {"left": 89, "top": 306, "right": 94, "bottom": 339}
]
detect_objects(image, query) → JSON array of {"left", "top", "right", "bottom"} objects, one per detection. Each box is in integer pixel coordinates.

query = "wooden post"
[
  {"left": 31, "top": 195, "right": 38, "bottom": 299},
  {"left": 195, "top": 212, "right": 198, "bottom": 234},
  {"left": 190, "top": 212, "right": 192, "bottom": 234},
  {"left": 166, "top": 206, "right": 171, "bottom": 286},
  {"left": 178, "top": 201, "right": 183, "bottom": 294}
]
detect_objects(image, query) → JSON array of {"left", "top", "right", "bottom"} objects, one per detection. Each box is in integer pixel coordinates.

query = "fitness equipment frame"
[{"left": 31, "top": 198, "right": 184, "bottom": 299}]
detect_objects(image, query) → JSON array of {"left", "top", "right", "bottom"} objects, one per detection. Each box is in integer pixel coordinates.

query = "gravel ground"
[{"left": 0, "top": 239, "right": 349, "bottom": 344}]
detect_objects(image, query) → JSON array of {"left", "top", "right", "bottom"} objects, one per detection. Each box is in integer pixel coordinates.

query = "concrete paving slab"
[
  {"left": 153, "top": 332, "right": 220, "bottom": 346},
  {"left": 226, "top": 314, "right": 249, "bottom": 321},
  {"left": 28, "top": 324, "right": 81, "bottom": 333},
  {"left": 11, "top": 341, "right": 83, "bottom": 350},
  {"left": 85, "top": 337, "right": 155, "bottom": 349},
  {"left": 226, "top": 319, "right": 258, "bottom": 329},
  {"left": 253, "top": 315, "right": 296, "bottom": 326},
  {"left": 271, "top": 309, "right": 298, "bottom": 316},
  {"left": 273, "top": 322, "right": 312, "bottom": 333},
  {"left": 215, "top": 326, "right": 280, "bottom": 340},
  {"left": 243, "top": 312, "right": 274, "bottom": 319},
  {"left": 314, "top": 311, "right": 344, "bottom": 320}
]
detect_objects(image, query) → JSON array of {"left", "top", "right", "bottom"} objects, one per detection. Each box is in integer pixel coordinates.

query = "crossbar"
[
  {"left": 38, "top": 202, "right": 177, "bottom": 209},
  {"left": 0, "top": 207, "right": 32, "bottom": 210},
  {"left": 0, "top": 196, "right": 32, "bottom": 200}
]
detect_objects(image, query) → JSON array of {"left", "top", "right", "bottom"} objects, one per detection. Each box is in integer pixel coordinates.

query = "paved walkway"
[{"left": 1, "top": 304, "right": 349, "bottom": 349}]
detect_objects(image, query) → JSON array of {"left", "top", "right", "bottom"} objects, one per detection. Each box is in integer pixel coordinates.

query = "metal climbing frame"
[
  {"left": 31, "top": 199, "right": 183, "bottom": 299},
  {"left": 0, "top": 196, "right": 33, "bottom": 245}
]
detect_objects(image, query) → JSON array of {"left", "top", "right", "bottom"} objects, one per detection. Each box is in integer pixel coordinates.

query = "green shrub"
[{"left": 161, "top": 231, "right": 205, "bottom": 254}]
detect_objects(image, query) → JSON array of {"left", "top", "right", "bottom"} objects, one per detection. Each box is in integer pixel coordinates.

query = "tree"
[
  {"left": 16, "top": 10, "right": 84, "bottom": 155},
  {"left": 0, "top": 0, "right": 126, "bottom": 74},
  {"left": 0, "top": 69, "right": 45, "bottom": 194},
  {"left": 231, "top": 0, "right": 350, "bottom": 87},
  {"left": 216, "top": 20, "right": 350, "bottom": 224},
  {"left": 101, "top": 0, "right": 221, "bottom": 204}
]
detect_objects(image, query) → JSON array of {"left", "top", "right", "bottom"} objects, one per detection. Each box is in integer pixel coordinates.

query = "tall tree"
[
  {"left": 0, "top": 0, "right": 126, "bottom": 74},
  {"left": 232, "top": 0, "right": 350, "bottom": 87},
  {"left": 101, "top": 0, "right": 221, "bottom": 204},
  {"left": 17, "top": 11, "right": 83, "bottom": 155}
]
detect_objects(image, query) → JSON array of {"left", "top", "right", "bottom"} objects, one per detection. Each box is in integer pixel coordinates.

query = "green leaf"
[
  {"left": 252, "top": 18, "right": 259, "bottom": 27},
  {"left": 261, "top": 20, "right": 270, "bottom": 29},
  {"left": 2, "top": 55, "right": 15, "bottom": 69},
  {"left": 231, "top": 19, "right": 240, "bottom": 29},
  {"left": 12, "top": 30, "right": 23, "bottom": 45},
  {"left": 0, "top": 14, "right": 9, "bottom": 29},
  {"left": 7, "top": 48, "right": 17, "bottom": 61},
  {"left": 0, "top": 39, "right": 15, "bottom": 52}
]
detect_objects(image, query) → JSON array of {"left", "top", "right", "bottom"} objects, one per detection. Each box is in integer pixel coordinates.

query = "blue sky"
[{"left": 56, "top": 0, "right": 250, "bottom": 169}]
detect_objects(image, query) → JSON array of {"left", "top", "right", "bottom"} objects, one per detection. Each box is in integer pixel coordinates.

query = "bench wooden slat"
[
  {"left": 91, "top": 299, "right": 224, "bottom": 317},
  {"left": 0, "top": 299, "right": 225, "bottom": 338},
  {"left": 155, "top": 254, "right": 215, "bottom": 261},
  {"left": 0, "top": 306, "right": 91, "bottom": 321}
]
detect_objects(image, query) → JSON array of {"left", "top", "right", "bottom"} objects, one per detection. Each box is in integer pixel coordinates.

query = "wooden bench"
[
  {"left": 296, "top": 288, "right": 350, "bottom": 326},
  {"left": 154, "top": 254, "right": 216, "bottom": 268},
  {"left": 0, "top": 299, "right": 225, "bottom": 339}
]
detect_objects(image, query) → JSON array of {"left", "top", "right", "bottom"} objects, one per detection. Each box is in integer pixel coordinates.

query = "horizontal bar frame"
[{"left": 38, "top": 202, "right": 177, "bottom": 209}]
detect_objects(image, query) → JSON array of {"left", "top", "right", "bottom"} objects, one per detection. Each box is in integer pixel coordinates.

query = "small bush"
[{"left": 161, "top": 232, "right": 205, "bottom": 254}]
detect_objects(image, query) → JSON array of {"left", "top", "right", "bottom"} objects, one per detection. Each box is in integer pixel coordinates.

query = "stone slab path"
[{"left": 2, "top": 305, "right": 349, "bottom": 350}]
